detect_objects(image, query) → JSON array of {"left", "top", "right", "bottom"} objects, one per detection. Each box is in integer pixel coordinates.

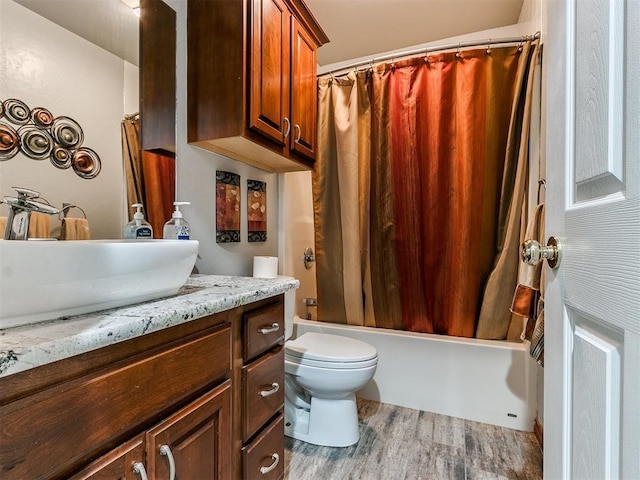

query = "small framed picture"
[
  {"left": 216, "top": 170, "right": 240, "bottom": 243},
  {"left": 247, "top": 179, "right": 266, "bottom": 242}
]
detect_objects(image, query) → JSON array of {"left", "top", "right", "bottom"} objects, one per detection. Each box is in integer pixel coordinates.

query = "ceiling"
[
  {"left": 306, "top": 0, "right": 525, "bottom": 66},
  {"left": 12, "top": 0, "right": 140, "bottom": 65},
  {"left": 11, "top": 0, "right": 524, "bottom": 68}
]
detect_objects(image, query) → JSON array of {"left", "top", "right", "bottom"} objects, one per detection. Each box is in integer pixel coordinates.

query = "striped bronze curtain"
[
  {"left": 121, "top": 117, "right": 175, "bottom": 238},
  {"left": 313, "top": 40, "right": 540, "bottom": 339}
]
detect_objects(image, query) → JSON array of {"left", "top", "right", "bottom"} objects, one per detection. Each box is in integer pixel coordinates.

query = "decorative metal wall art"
[
  {"left": 0, "top": 98, "right": 101, "bottom": 179},
  {"left": 247, "top": 179, "right": 267, "bottom": 242},
  {"left": 215, "top": 170, "right": 241, "bottom": 243}
]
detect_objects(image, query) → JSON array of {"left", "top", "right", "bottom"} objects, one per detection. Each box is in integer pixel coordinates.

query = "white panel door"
[{"left": 545, "top": 0, "right": 640, "bottom": 479}]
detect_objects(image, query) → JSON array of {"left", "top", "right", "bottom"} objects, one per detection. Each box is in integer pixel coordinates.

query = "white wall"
[
  {"left": 169, "top": 0, "right": 279, "bottom": 276},
  {"left": 0, "top": 1, "right": 130, "bottom": 239}
]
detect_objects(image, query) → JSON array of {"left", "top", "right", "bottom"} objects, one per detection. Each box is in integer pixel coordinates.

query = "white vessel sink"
[{"left": 0, "top": 239, "right": 199, "bottom": 329}]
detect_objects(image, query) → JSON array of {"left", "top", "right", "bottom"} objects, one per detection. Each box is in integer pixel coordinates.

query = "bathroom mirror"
[{"left": 0, "top": 0, "right": 176, "bottom": 239}]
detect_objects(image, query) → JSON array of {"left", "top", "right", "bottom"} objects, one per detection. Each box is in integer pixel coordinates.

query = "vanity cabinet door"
[
  {"left": 289, "top": 17, "right": 318, "bottom": 161},
  {"left": 69, "top": 435, "right": 145, "bottom": 480},
  {"left": 146, "top": 381, "right": 232, "bottom": 480},
  {"left": 249, "top": 0, "right": 291, "bottom": 146}
]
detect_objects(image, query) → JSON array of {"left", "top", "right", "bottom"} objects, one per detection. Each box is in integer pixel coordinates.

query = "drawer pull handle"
[
  {"left": 133, "top": 462, "right": 149, "bottom": 480},
  {"left": 259, "top": 382, "right": 280, "bottom": 397},
  {"left": 160, "top": 445, "right": 176, "bottom": 480},
  {"left": 259, "top": 322, "right": 279, "bottom": 335},
  {"left": 259, "top": 453, "right": 280, "bottom": 475}
]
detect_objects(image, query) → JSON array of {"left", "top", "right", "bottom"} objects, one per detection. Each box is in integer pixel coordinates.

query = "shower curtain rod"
[{"left": 318, "top": 31, "right": 541, "bottom": 77}]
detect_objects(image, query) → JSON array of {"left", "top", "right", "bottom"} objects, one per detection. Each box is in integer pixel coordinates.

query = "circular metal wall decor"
[
  {"left": 0, "top": 123, "right": 20, "bottom": 160},
  {"left": 19, "top": 125, "right": 53, "bottom": 160},
  {"left": 51, "top": 146, "right": 72, "bottom": 169},
  {"left": 0, "top": 98, "right": 102, "bottom": 178},
  {"left": 4, "top": 99, "right": 30, "bottom": 125},
  {"left": 72, "top": 147, "right": 101, "bottom": 179},
  {"left": 52, "top": 116, "right": 83, "bottom": 148},
  {"left": 31, "top": 107, "right": 54, "bottom": 129}
]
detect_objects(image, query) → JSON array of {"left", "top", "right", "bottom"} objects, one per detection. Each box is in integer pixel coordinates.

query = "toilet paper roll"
[{"left": 253, "top": 256, "right": 278, "bottom": 278}]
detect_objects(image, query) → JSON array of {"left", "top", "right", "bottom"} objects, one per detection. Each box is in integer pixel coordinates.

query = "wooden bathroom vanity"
[{"left": 0, "top": 275, "right": 296, "bottom": 480}]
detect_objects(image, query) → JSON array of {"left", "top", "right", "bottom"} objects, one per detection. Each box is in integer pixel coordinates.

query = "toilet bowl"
[{"left": 284, "top": 332, "right": 378, "bottom": 447}]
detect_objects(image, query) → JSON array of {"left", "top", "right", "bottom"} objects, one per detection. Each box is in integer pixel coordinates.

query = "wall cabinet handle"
[
  {"left": 294, "top": 124, "right": 301, "bottom": 143},
  {"left": 283, "top": 117, "right": 291, "bottom": 138},
  {"left": 258, "top": 322, "right": 279, "bottom": 335},
  {"left": 259, "top": 382, "right": 280, "bottom": 397},
  {"left": 133, "top": 462, "right": 149, "bottom": 480},
  {"left": 259, "top": 453, "right": 280, "bottom": 475},
  {"left": 160, "top": 445, "right": 176, "bottom": 480}
]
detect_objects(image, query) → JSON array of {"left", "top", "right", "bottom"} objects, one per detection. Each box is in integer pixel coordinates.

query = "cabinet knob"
[
  {"left": 133, "top": 462, "right": 149, "bottom": 480},
  {"left": 294, "top": 124, "right": 301, "bottom": 143},
  {"left": 283, "top": 117, "right": 291, "bottom": 138},
  {"left": 160, "top": 445, "right": 176, "bottom": 480},
  {"left": 259, "top": 453, "right": 280, "bottom": 475}
]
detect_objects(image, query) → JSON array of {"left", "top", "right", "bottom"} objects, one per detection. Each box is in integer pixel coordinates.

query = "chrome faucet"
[{"left": 2, "top": 187, "right": 60, "bottom": 240}]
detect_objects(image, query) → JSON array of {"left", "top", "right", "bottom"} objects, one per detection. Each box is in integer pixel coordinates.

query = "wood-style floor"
[{"left": 284, "top": 398, "right": 543, "bottom": 480}]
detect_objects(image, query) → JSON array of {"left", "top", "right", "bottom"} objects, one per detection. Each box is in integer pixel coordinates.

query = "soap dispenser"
[
  {"left": 163, "top": 201, "right": 191, "bottom": 240},
  {"left": 124, "top": 203, "right": 153, "bottom": 239}
]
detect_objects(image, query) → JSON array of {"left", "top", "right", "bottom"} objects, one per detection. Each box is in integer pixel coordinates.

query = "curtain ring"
[
  {"left": 455, "top": 43, "right": 461, "bottom": 58},
  {"left": 486, "top": 38, "right": 492, "bottom": 55},
  {"left": 368, "top": 59, "right": 374, "bottom": 73},
  {"left": 518, "top": 36, "right": 525, "bottom": 53}
]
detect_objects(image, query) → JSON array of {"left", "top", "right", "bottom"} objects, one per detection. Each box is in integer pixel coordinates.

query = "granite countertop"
[{"left": 0, "top": 274, "right": 299, "bottom": 379}]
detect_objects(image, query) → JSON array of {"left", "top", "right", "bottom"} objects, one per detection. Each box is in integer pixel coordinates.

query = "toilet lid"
[{"left": 285, "top": 332, "right": 377, "bottom": 364}]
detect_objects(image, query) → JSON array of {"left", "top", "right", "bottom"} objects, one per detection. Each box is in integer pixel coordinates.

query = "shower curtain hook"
[
  {"left": 455, "top": 43, "right": 461, "bottom": 58},
  {"left": 368, "top": 59, "right": 374, "bottom": 73},
  {"left": 486, "top": 38, "right": 492, "bottom": 55},
  {"left": 537, "top": 179, "right": 547, "bottom": 204}
]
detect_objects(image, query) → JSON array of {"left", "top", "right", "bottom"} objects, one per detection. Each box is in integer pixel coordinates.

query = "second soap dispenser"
[{"left": 163, "top": 201, "right": 191, "bottom": 240}]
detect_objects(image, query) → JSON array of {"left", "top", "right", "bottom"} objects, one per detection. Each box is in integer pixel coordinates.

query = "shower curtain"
[
  {"left": 121, "top": 116, "right": 175, "bottom": 237},
  {"left": 313, "top": 40, "right": 540, "bottom": 339}
]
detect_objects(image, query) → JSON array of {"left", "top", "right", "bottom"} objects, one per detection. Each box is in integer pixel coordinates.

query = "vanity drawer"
[
  {"left": 243, "top": 301, "right": 284, "bottom": 361},
  {"left": 242, "top": 413, "right": 284, "bottom": 480},
  {"left": 242, "top": 346, "right": 284, "bottom": 441}
]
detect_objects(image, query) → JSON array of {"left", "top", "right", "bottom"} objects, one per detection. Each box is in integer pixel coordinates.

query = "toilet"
[{"left": 284, "top": 313, "right": 378, "bottom": 447}]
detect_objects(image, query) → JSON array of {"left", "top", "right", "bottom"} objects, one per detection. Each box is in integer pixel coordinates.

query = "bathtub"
[{"left": 293, "top": 316, "right": 537, "bottom": 432}]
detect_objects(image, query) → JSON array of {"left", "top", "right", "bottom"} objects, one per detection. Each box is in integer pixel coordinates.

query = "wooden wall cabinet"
[
  {"left": 140, "top": 0, "right": 176, "bottom": 153},
  {"left": 187, "top": 0, "right": 329, "bottom": 173},
  {"left": 0, "top": 295, "right": 287, "bottom": 480}
]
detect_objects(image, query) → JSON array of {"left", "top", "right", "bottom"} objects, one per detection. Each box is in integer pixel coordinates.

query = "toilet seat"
[{"left": 285, "top": 332, "right": 378, "bottom": 369}]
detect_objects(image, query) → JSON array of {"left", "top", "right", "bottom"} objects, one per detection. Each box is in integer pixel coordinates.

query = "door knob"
[{"left": 521, "top": 236, "right": 562, "bottom": 269}]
